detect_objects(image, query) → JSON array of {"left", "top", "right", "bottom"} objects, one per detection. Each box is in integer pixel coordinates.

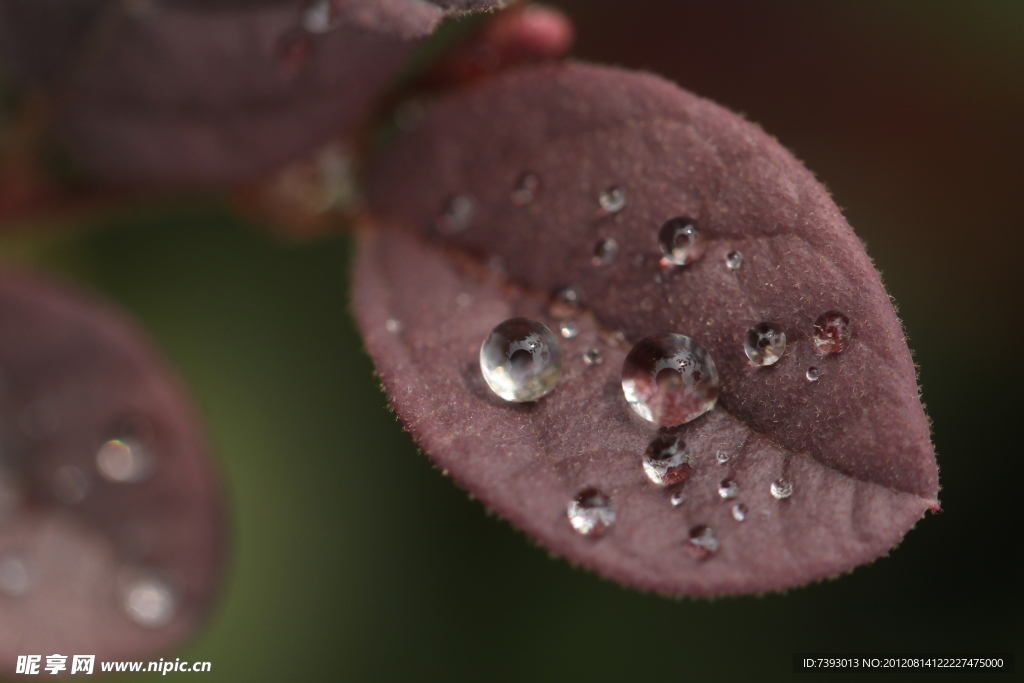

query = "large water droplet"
[
  {"left": 771, "top": 479, "right": 794, "bottom": 499},
  {"left": 567, "top": 488, "right": 616, "bottom": 536},
  {"left": 582, "top": 348, "right": 603, "bottom": 366},
  {"left": 549, "top": 286, "right": 583, "bottom": 318},
  {"left": 670, "top": 489, "right": 687, "bottom": 507},
  {"left": 436, "top": 195, "right": 473, "bottom": 235},
  {"left": 621, "top": 334, "right": 720, "bottom": 426},
  {"left": 743, "top": 322, "right": 787, "bottom": 366},
  {"left": 302, "top": 0, "right": 339, "bottom": 34},
  {"left": 592, "top": 238, "right": 618, "bottom": 266},
  {"left": 122, "top": 574, "right": 176, "bottom": 628},
  {"left": 731, "top": 503, "right": 748, "bottom": 522},
  {"left": 559, "top": 320, "right": 579, "bottom": 339},
  {"left": 813, "top": 311, "right": 851, "bottom": 354},
  {"left": 725, "top": 250, "right": 743, "bottom": 270},
  {"left": 598, "top": 186, "right": 626, "bottom": 213},
  {"left": 658, "top": 217, "right": 705, "bottom": 266},
  {"left": 96, "top": 438, "right": 154, "bottom": 484},
  {"left": 642, "top": 436, "right": 692, "bottom": 486},
  {"left": 718, "top": 478, "right": 739, "bottom": 499},
  {"left": 688, "top": 525, "right": 719, "bottom": 555},
  {"left": 480, "top": 318, "right": 562, "bottom": 402},
  {"left": 511, "top": 172, "right": 540, "bottom": 205},
  {"left": 806, "top": 366, "right": 821, "bottom": 381},
  {"left": 0, "top": 555, "right": 32, "bottom": 597},
  {"left": 52, "top": 465, "right": 88, "bottom": 504}
]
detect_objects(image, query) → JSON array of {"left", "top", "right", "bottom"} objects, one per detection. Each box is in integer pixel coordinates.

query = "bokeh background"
[{"left": 2, "top": 1, "right": 1022, "bottom": 680}]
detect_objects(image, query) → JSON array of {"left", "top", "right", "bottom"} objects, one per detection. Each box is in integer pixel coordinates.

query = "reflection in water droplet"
[
  {"left": 480, "top": 319, "right": 562, "bottom": 402},
  {"left": 806, "top": 366, "right": 821, "bottom": 381},
  {"left": 771, "top": 479, "right": 794, "bottom": 499},
  {"left": 621, "top": 334, "right": 720, "bottom": 426},
  {"left": 658, "top": 217, "right": 705, "bottom": 266},
  {"left": 670, "top": 489, "right": 687, "bottom": 507},
  {"left": 743, "top": 322, "right": 787, "bottom": 366},
  {"left": 598, "top": 187, "right": 626, "bottom": 213},
  {"left": 385, "top": 318, "right": 402, "bottom": 334},
  {"left": 642, "top": 436, "right": 691, "bottom": 486},
  {"left": 436, "top": 195, "right": 474, "bottom": 235},
  {"left": 718, "top": 478, "right": 739, "bottom": 500},
  {"left": 813, "top": 311, "right": 851, "bottom": 354},
  {"left": 592, "top": 238, "right": 618, "bottom": 266},
  {"left": 96, "top": 438, "right": 154, "bottom": 484},
  {"left": 0, "top": 555, "right": 32, "bottom": 597},
  {"left": 511, "top": 172, "right": 539, "bottom": 205},
  {"left": 302, "top": 0, "right": 339, "bottom": 34},
  {"left": 688, "top": 525, "right": 718, "bottom": 555},
  {"left": 732, "top": 503, "right": 748, "bottom": 522},
  {"left": 567, "top": 488, "right": 616, "bottom": 536},
  {"left": 559, "top": 321, "right": 579, "bottom": 339},
  {"left": 726, "top": 251, "right": 743, "bottom": 270},
  {"left": 52, "top": 465, "right": 88, "bottom": 504},
  {"left": 123, "top": 574, "right": 176, "bottom": 628},
  {"left": 549, "top": 286, "right": 583, "bottom": 318},
  {"left": 582, "top": 348, "right": 603, "bottom": 366}
]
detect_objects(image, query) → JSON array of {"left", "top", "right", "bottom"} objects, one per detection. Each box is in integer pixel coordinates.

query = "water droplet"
[
  {"left": 436, "top": 195, "right": 473, "bottom": 235},
  {"left": 592, "top": 238, "right": 618, "bottom": 266},
  {"left": 716, "top": 451, "right": 729, "bottom": 464},
  {"left": 480, "top": 318, "right": 562, "bottom": 402},
  {"left": 813, "top": 311, "right": 852, "bottom": 354},
  {"left": 511, "top": 172, "right": 540, "bottom": 205},
  {"left": 52, "top": 465, "right": 88, "bottom": 504},
  {"left": 559, "top": 320, "right": 579, "bottom": 339},
  {"left": 718, "top": 478, "right": 739, "bottom": 499},
  {"left": 725, "top": 250, "right": 743, "bottom": 270},
  {"left": 642, "top": 436, "right": 691, "bottom": 486},
  {"left": 122, "top": 574, "right": 176, "bottom": 628},
  {"left": 658, "top": 217, "right": 705, "bottom": 266},
  {"left": 670, "top": 489, "right": 687, "bottom": 507},
  {"left": 385, "top": 318, "right": 402, "bottom": 334},
  {"left": 687, "top": 525, "right": 719, "bottom": 555},
  {"left": 771, "top": 478, "right": 794, "bottom": 499},
  {"left": 598, "top": 186, "right": 626, "bottom": 213},
  {"left": 806, "top": 366, "right": 821, "bottom": 381},
  {"left": 621, "top": 334, "right": 720, "bottom": 426},
  {"left": 302, "top": 0, "right": 339, "bottom": 34},
  {"left": 0, "top": 555, "right": 32, "bottom": 597},
  {"left": 582, "top": 348, "right": 603, "bottom": 366},
  {"left": 456, "top": 292, "right": 473, "bottom": 308},
  {"left": 743, "top": 322, "right": 787, "bottom": 366},
  {"left": 731, "top": 503, "right": 748, "bottom": 522},
  {"left": 567, "top": 488, "right": 616, "bottom": 536},
  {"left": 549, "top": 286, "right": 583, "bottom": 318},
  {"left": 96, "top": 438, "right": 154, "bottom": 484}
]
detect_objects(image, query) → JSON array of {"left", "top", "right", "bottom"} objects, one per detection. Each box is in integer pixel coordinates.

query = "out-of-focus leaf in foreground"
[
  {"left": 354, "top": 63, "right": 938, "bottom": 595},
  {"left": 0, "top": 270, "right": 223, "bottom": 664}
]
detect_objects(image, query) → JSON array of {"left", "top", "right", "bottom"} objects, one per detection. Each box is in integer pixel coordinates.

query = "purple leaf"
[
  {"left": 354, "top": 63, "right": 938, "bottom": 595},
  {"left": 0, "top": 269, "right": 223, "bottom": 663}
]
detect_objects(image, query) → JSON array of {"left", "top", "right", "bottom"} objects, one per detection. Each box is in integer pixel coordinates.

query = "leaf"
[
  {"left": 0, "top": 269, "right": 223, "bottom": 663},
  {"left": 353, "top": 63, "right": 938, "bottom": 595}
]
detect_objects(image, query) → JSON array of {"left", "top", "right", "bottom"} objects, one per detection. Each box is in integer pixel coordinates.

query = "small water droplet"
[
  {"left": 743, "top": 322, "right": 787, "bottom": 366},
  {"left": 385, "top": 318, "right": 402, "bottom": 334},
  {"left": 511, "top": 172, "right": 540, "bottom": 205},
  {"left": 480, "top": 318, "right": 562, "bottom": 402},
  {"left": 806, "top": 366, "right": 821, "bottom": 381},
  {"left": 0, "top": 555, "right": 32, "bottom": 597},
  {"left": 592, "top": 238, "right": 618, "bottom": 266},
  {"left": 725, "top": 250, "right": 743, "bottom": 270},
  {"left": 436, "top": 195, "right": 473, "bottom": 235},
  {"left": 621, "top": 334, "right": 720, "bottom": 426},
  {"left": 96, "top": 438, "right": 154, "bottom": 484},
  {"left": 658, "top": 217, "right": 705, "bottom": 266},
  {"left": 598, "top": 186, "right": 626, "bottom": 213},
  {"left": 559, "top": 320, "right": 579, "bottom": 339},
  {"left": 567, "top": 488, "right": 616, "bottom": 536},
  {"left": 456, "top": 292, "right": 473, "bottom": 308},
  {"left": 582, "top": 348, "right": 603, "bottom": 366},
  {"left": 670, "top": 489, "right": 687, "bottom": 507},
  {"left": 687, "top": 525, "right": 719, "bottom": 555},
  {"left": 549, "top": 286, "right": 583, "bottom": 318},
  {"left": 771, "top": 478, "right": 794, "bottom": 499},
  {"left": 122, "top": 574, "right": 176, "bottom": 628},
  {"left": 718, "top": 478, "right": 739, "bottom": 499},
  {"left": 813, "top": 311, "right": 852, "bottom": 354},
  {"left": 52, "top": 465, "right": 88, "bottom": 504},
  {"left": 731, "top": 503, "right": 748, "bottom": 522},
  {"left": 716, "top": 451, "right": 729, "bottom": 464},
  {"left": 302, "top": 0, "right": 339, "bottom": 34},
  {"left": 642, "top": 436, "right": 692, "bottom": 486}
]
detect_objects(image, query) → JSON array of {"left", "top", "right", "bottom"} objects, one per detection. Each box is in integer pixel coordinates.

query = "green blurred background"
[{"left": 3, "top": 1, "right": 1022, "bottom": 680}]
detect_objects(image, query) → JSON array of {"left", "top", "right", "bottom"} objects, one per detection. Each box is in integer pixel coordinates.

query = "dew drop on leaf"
[
  {"left": 121, "top": 573, "right": 177, "bottom": 628},
  {"left": 621, "top": 334, "right": 719, "bottom": 426},
  {"left": 743, "top": 322, "right": 787, "bottom": 366},
  {"left": 669, "top": 489, "right": 687, "bottom": 507},
  {"left": 479, "top": 318, "right": 562, "bottom": 402},
  {"left": 642, "top": 435, "right": 692, "bottom": 486},
  {"left": 718, "top": 478, "right": 739, "bottom": 500},
  {"left": 598, "top": 186, "right": 626, "bottom": 213},
  {"left": 771, "top": 479, "right": 794, "bottom": 499},
  {"left": 558, "top": 320, "right": 579, "bottom": 339},
  {"left": 436, "top": 195, "right": 474, "bottom": 235},
  {"left": 567, "top": 488, "right": 616, "bottom": 536},
  {"left": 716, "top": 451, "right": 729, "bottom": 465},
  {"left": 96, "top": 438, "right": 154, "bottom": 484},
  {"left": 806, "top": 366, "right": 821, "bottom": 381},
  {"left": 384, "top": 318, "right": 402, "bottom": 334},
  {"left": 687, "top": 525, "right": 719, "bottom": 556},
  {"left": 725, "top": 250, "right": 743, "bottom": 270},
  {"left": 582, "top": 348, "right": 603, "bottom": 366},
  {"left": 658, "top": 217, "right": 705, "bottom": 266},
  {"left": 511, "top": 172, "right": 540, "bottom": 205},
  {"left": 549, "top": 286, "right": 583, "bottom": 318},
  {"left": 732, "top": 503, "right": 748, "bottom": 522},
  {"left": 813, "top": 311, "right": 852, "bottom": 354},
  {"left": 592, "top": 238, "right": 618, "bottom": 266}
]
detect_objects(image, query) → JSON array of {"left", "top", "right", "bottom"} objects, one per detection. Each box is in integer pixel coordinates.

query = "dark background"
[{"left": 5, "top": 1, "right": 1022, "bottom": 680}]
